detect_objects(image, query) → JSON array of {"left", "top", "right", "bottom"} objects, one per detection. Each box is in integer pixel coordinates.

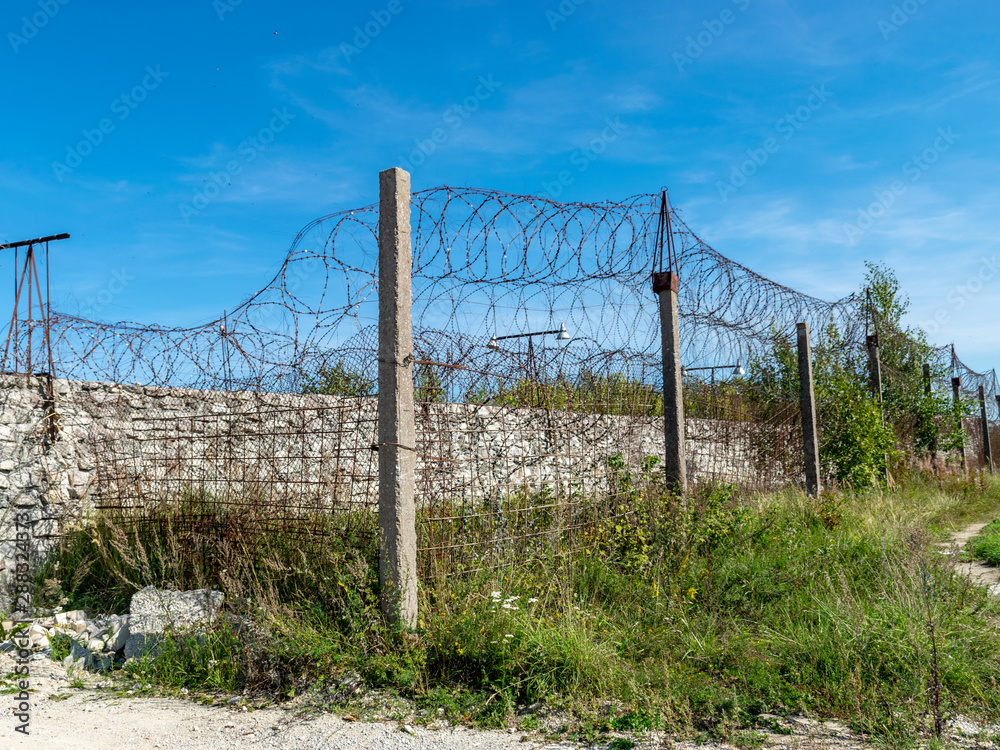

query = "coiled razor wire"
[{"left": 14, "top": 187, "right": 877, "bottom": 392}]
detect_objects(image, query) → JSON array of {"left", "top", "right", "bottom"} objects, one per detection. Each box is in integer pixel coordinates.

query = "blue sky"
[{"left": 2, "top": 0, "right": 999, "bottom": 372}]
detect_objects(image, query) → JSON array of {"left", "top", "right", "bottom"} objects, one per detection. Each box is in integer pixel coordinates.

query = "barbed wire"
[{"left": 7, "top": 186, "right": 878, "bottom": 393}]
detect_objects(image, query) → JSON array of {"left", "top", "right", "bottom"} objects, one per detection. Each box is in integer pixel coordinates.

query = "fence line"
[{"left": 0, "top": 170, "right": 998, "bottom": 606}]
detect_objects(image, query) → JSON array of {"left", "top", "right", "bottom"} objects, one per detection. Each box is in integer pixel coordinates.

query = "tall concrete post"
[
  {"left": 797, "top": 322, "right": 821, "bottom": 497},
  {"left": 653, "top": 272, "right": 686, "bottom": 495},
  {"left": 377, "top": 167, "right": 417, "bottom": 629},
  {"left": 923, "top": 363, "right": 931, "bottom": 397},
  {"left": 952, "top": 377, "right": 966, "bottom": 473},
  {"left": 978, "top": 386, "right": 993, "bottom": 474}
]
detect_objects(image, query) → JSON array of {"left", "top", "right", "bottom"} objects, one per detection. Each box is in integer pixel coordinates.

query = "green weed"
[
  {"left": 967, "top": 518, "right": 1000, "bottom": 567},
  {"left": 37, "top": 472, "right": 1000, "bottom": 747}
]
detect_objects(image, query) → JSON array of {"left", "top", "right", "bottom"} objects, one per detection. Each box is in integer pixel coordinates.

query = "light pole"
[
  {"left": 681, "top": 362, "right": 745, "bottom": 386},
  {"left": 487, "top": 324, "right": 571, "bottom": 380}
]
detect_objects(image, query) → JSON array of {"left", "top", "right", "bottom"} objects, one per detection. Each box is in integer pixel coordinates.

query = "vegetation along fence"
[{"left": 0, "top": 168, "right": 997, "bottom": 623}]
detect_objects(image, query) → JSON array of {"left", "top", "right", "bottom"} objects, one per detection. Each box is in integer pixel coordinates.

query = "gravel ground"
[
  {"left": 3, "top": 649, "right": 997, "bottom": 750},
  {"left": 1, "top": 521, "right": 998, "bottom": 749}
]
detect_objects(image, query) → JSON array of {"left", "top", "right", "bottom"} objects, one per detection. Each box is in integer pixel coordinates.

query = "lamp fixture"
[
  {"left": 683, "top": 362, "right": 746, "bottom": 383},
  {"left": 486, "top": 324, "right": 571, "bottom": 349}
]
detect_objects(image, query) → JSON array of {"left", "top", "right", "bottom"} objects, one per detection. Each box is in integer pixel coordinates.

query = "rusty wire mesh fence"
[
  {"left": 412, "top": 336, "right": 665, "bottom": 577},
  {"left": 683, "top": 372, "right": 803, "bottom": 490},
  {"left": 89, "top": 347, "right": 381, "bottom": 546}
]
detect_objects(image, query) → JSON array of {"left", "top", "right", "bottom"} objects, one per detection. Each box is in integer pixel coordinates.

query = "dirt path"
[
  {"left": 939, "top": 520, "right": 1000, "bottom": 594},
  {"left": 3, "top": 519, "right": 1000, "bottom": 749}
]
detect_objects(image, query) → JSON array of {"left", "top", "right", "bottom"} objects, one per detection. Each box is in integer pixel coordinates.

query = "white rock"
[
  {"left": 54, "top": 610, "right": 87, "bottom": 626},
  {"left": 105, "top": 621, "right": 130, "bottom": 653},
  {"left": 70, "top": 639, "right": 93, "bottom": 667},
  {"left": 124, "top": 586, "right": 223, "bottom": 660}
]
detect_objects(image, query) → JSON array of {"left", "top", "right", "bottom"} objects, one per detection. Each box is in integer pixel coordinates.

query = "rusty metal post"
[
  {"left": 653, "top": 271, "right": 686, "bottom": 495},
  {"left": 978, "top": 386, "right": 993, "bottom": 474},
  {"left": 797, "top": 322, "right": 821, "bottom": 497},
  {"left": 922, "top": 363, "right": 936, "bottom": 469},
  {"left": 377, "top": 167, "right": 417, "bottom": 629},
  {"left": 866, "top": 334, "right": 883, "bottom": 403},
  {"left": 952, "top": 377, "right": 966, "bottom": 473},
  {"left": 866, "top": 334, "right": 890, "bottom": 482}
]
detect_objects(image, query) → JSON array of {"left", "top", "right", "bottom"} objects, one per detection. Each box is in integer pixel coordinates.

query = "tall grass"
[{"left": 37, "top": 472, "right": 1000, "bottom": 746}]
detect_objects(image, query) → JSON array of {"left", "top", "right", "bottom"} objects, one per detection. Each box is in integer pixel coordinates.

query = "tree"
[
  {"left": 860, "top": 262, "right": 964, "bottom": 461},
  {"left": 414, "top": 363, "right": 447, "bottom": 403},
  {"left": 300, "top": 360, "right": 374, "bottom": 397}
]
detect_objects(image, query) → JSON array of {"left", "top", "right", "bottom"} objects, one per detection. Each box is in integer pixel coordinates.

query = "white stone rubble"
[{"left": 0, "top": 586, "right": 222, "bottom": 671}]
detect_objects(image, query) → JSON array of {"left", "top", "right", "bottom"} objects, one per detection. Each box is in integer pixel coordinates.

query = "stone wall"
[{"left": 0, "top": 375, "right": 790, "bottom": 604}]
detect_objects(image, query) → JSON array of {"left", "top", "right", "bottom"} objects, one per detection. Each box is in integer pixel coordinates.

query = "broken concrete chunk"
[
  {"left": 105, "top": 620, "right": 130, "bottom": 653},
  {"left": 124, "top": 586, "right": 223, "bottom": 660},
  {"left": 68, "top": 641, "right": 92, "bottom": 669}
]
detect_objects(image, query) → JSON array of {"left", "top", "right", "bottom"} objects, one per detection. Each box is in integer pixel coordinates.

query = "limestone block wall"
[{"left": 0, "top": 375, "right": 788, "bottom": 605}]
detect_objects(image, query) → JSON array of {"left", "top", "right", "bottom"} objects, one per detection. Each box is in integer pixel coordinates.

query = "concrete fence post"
[
  {"left": 978, "top": 386, "right": 993, "bottom": 474},
  {"left": 652, "top": 272, "right": 686, "bottom": 495},
  {"left": 796, "top": 322, "right": 821, "bottom": 497},
  {"left": 377, "top": 167, "right": 417, "bottom": 629},
  {"left": 952, "top": 377, "right": 966, "bottom": 473}
]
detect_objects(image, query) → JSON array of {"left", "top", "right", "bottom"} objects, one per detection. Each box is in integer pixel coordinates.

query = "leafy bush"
[{"left": 301, "top": 360, "right": 374, "bottom": 397}]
